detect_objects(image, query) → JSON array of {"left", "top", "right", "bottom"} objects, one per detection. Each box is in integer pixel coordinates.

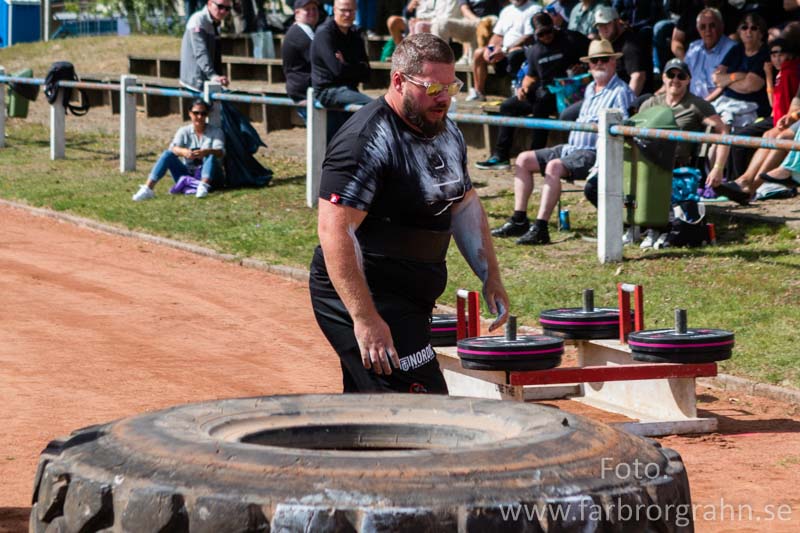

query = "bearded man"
[{"left": 309, "top": 33, "right": 510, "bottom": 394}]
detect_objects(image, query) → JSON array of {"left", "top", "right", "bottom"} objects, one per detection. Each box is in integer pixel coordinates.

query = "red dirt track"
[{"left": 1, "top": 203, "right": 799, "bottom": 532}]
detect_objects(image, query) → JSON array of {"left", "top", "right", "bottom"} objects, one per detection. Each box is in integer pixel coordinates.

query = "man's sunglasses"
[
  {"left": 588, "top": 56, "right": 611, "bottom": 65},
  {"left": 739, "top": 24, "right": 759, "bottom": 32},
  {"left": 190, "top": 110, "right": 208, "bottom": 116},
  {"left": 403, "top": 73, "right": 464, "bottom": 97},
  {"left": 665, "top": 71, "right": 688, "bottom": 81},
  {"left": 212, "top": 1, "right": 232, "bottom": 11}
]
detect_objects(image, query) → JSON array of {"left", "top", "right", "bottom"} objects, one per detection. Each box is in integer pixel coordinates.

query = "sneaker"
[
  {"left": 653, "top": 232, "right": 670, "bottom": 249},
  {"left": 640, "top": 229, "right": 659, "bottom": 249},
  {"left": 195, "top": 181, "right": 209, "bottom": 199},
  {"left": 132, "top": 185, "right": 155, "bottom": 201},
  {"left": 465, "top": 88, "right": 486, "bottom": 102},
  {"left": 516, "top": 224, "right": 550, "bottom": 245},
  {"left": 491, "top": 219, "right": 530, "bottom": 237},
  {"left": 475, "top": 156, "right": 510, "bottom": 170},
  {"left": 622, "top": 226, "right": 641, "bottom": 245},
  {"left": 456, "top": 54, "right": 472, "bottom": 65}
]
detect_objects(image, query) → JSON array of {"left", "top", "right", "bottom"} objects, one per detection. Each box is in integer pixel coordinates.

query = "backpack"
[
  {"left": 44, "top": 61, "right": 90, "bottom": 116},
  {"left": 665, "top": 200, "right": 711, "bottom": 247}
]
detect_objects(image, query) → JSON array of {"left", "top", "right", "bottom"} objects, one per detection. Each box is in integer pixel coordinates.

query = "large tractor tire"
[{"left": 30, "top": 394, "right": 694, "bottom": 532}]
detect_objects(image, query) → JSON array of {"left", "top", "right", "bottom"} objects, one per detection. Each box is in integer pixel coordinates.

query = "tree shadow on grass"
[
  {"left": 629, "top": 249, "right": 800, "bottom": 270},
  {"left": 269, "top": 174, "right": 305, "bottom": 187}
]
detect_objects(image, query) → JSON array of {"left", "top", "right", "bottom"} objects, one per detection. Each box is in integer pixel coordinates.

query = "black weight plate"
[
  {"left": 457, "top": 335, "right": 564, "bottom": 371},
  {"left": 430, "top": 314, "right": 458, "bottom": 347},
  {"left": 539, "top": 307, "right": 633, "bottom": 340},
  {"left": 629, "top": 328, "right": 734, "bottom": 363}
]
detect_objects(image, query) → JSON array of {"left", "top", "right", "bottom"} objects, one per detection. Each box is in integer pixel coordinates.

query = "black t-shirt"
[
  {"left": 526, "top": 29, "right": 589, "bottom": 85},
  {"left": 612, "top": 27, "right": 653, "bottom": 94},
  {"left": 310, "top": 17, "right": 371, "bottom": 90},
  {"left": 281, "top": 24, "right": 313, "bottom": 102},
  {"left": 721, "top": 42, "right": 771, "bottom": 117},
  {"left": 311, "top": 97, "right": 473, "bottom": 303},
  {"left": 458, "top": 0, "right": 501, "bottom": 18}
]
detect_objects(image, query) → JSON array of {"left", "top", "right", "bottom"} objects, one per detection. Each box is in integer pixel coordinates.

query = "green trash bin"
[
  {"left": 623, "top": 105, "right": 678, "bottom": 228},
  {"left": 7, "top": 68, "right": 34, "bottom": 119}
]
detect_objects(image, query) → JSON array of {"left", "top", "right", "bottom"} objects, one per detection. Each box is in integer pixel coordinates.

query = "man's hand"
[
  {"left": 353, "top": 313, "right": 400, "bottom": 375},
  {"left": 335, "top": 51, "right": 345, "bottom": 63},
  {"left": 483, "top": 277, "right": 510, "bottom": 332},
  {"left": 211, "top": 74, "right": 229, "bottom": 87},
  {"left": 515, "top": 86, "right": 527, "bottom": 101}
]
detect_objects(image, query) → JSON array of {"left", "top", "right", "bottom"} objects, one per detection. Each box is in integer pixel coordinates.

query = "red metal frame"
[
  {"left": 508, "top": 362, "right": 717, "bottom": 386},
  {"left": 617, "top": 283, "right": 644, "bottom": 343},
  {"left": 455, "top": 289, "right": 480, "bottom": 340}
]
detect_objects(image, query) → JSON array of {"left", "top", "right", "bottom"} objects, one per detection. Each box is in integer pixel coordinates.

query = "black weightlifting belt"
[{"left": 357, "top": 218, "right": 451, "bottom": 263}]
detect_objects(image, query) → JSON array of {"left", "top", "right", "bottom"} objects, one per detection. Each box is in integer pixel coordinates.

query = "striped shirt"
[{"left": 563, "top": 75, "right": 635, "bottom": 156}]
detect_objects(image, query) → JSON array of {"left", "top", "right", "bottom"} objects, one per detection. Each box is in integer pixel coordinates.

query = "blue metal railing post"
[
  {"left": 598, "top": 109, "right": 625, "bottom": 263},
  {"left": 120, "top": 75, "right": 137, "bottom": 172}
]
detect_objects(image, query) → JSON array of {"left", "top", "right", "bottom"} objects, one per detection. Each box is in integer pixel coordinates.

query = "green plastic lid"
[{"left": 627, "top": 104, "right": 677, "bottom": 130}]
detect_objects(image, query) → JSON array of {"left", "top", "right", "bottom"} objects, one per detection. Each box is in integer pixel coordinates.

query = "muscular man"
[
  {"left": 310, "top": 33, "right": 510, "bottom": 393},
  {"left": 180, "top": 0, "right": 232, "bottom": 91}
]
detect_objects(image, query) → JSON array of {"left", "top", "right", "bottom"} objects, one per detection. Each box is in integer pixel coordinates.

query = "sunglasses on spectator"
[
  {"left": 665, "top": 70, "right": 688, "bottom": 81},
  {"left": 212, "top": 1, "right": 232, "bottom": 11},
  {"left": 403, "top": 73, "right": 464, "bottom": 97},
  {"left": 190, "top": 110, "right": 208, "bottom": 116},
  {"left": 739, "top": 24, "right": 759, "bottom": 32},
  {"left": 589, "top": 56, "right": 611, "bottom": 65}
]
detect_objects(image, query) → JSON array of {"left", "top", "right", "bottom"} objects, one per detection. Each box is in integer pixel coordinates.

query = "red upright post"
[{"left": 617, "top": 283, "right": 644, "bottom": 343}]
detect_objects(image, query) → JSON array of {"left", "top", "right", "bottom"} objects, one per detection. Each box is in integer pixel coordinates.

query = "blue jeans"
[
  {"left": 356, "top": 0, "right": 378, "bottom": 31},
  {"left": 149, "top": 150, "right": 222, "bottom": 184},
  {"left": 316, "top": 86, "right": 373, "bottom": 140}
]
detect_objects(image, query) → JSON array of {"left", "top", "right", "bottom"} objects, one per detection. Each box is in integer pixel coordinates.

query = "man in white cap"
[
  {"left": 491, "top": 39, "right": 635, "bottom": 245},
  {"left": 594, "top": 5, "right": 652, "bottom": 98}
]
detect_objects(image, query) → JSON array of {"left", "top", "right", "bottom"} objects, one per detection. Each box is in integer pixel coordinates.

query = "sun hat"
[{"left": 579, "top": 39, "right": 623, "bottom": 63}]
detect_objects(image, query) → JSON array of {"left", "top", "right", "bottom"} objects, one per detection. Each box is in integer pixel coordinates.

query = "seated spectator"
[
  {"left": 545, "top": 1, "right": 570, "bottom": 29},
  {"left": 491, "top": 39, "right": 635, "bottom": 246},
  {"left": 475, "top": 12, "right": 589, "bottom": 170},
  {"left": 431, "top": 0, "right": 501, "bottom": 65},
  {"left": 282, "top": 0, "right": 321, "bottom": 111},
  {"left": 387, "top": 0, "right": 436, "bottom": 45},
  {"left": 717, "top": 39, "right": 800, "bottom": 204},
  {"left": 568, "top": 0, "right": 604, "bottom": 39},
  {"left": 466, "top": 0, "right": 542, "bottom": 101},
  {"left": 311, "top": 0, "right": 372, "bottom": 135},
  {"left": 710, "top": 13, "right": 770, "bottom": 128},
  {"left": 684, "top": 7, "right": 736, "bottom": 100},
  {"left": 594, "top": 6, "right": 654, "bottom": 99},
  {"left": 132, "top": 99, "right": 224, "bottom": 201}
]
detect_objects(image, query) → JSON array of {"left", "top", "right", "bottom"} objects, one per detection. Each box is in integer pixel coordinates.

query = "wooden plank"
[{"left": 509, "top": 363, "right": 718, "bottom": 386}]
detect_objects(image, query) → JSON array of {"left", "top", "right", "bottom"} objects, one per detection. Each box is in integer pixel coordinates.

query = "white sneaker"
[
  {"left": 653, "top": 232, "right": 670, "bottom": 249},
  {"left": 456, "top": 54, "right": 472, "bottom": 65},
  {"left": 195, "top": 182, "right": 210, "bottom": 199},
  {"left": 132, "top": 185, "right": 155, "bottom": 201},
  {"left": 465, "top": 88, "right": 486, "bottom": 102},
  {"left": 640, "top": 229, "right": 659, "bottom": 249},
  {"left": 622, "top": 226, "right": 641, "bottom": 245}
]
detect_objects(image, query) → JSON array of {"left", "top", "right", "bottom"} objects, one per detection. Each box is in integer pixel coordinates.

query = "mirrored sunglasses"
[{"left": 403, "top": 74, "right": 464, "bottom": 97}]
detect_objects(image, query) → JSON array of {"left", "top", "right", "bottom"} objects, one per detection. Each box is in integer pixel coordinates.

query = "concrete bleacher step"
[{"left": 219, "top": 33, "right": 396, "bottom": 63}]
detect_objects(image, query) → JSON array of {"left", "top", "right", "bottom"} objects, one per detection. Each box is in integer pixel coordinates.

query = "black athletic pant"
[
  {"left": 493, "top": 90, "right": 557, "bottom": 160},
  {"left": 310, "top": 292, "right": 449, "bottom": 394}
]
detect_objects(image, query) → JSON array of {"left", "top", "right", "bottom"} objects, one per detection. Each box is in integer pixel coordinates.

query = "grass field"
[{"left": 1, "top": 37, "right": 799, "bottom": 389}]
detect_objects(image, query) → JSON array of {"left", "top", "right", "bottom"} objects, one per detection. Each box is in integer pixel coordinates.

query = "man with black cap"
[
  {"left": 282, "top": 0, "right": 321, "bottom": 110},
  {"left": 476, "top": 11, "right": 588, "bottom": 170}
]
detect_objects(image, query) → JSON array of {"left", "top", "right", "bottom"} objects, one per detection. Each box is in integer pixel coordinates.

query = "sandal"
[
  {"left": 713, "top": 182, "right": 751, "bottom": 206},
  {"left": 758, "top": 171, "right": 798, "bottom": 186}
]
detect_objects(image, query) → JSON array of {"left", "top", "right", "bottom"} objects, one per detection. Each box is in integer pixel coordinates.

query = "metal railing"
[{"left": 3, "top": 68, "right": 800, "bottom": 263}]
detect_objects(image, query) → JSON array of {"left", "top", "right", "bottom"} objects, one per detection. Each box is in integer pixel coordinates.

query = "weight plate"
[
  {"left": 457, "top": 335, "right": 564, "bottom": 371},
  {"left": 539, "top": 307, "right": 633, "bottom": 340},
  {"left": 430, "top": 314, "right": 458, "bottom": 347},
  {"left": 629, "top": 328, "right": 734, "bottom": 363}
]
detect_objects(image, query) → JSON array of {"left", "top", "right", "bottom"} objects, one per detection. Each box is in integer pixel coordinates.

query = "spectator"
[
  {"left": 710, "top": 12, "right": 770, "bottom": 127},
  {"left": 684, "top": 7, "right": 736, "bottom": 100},
  {"left": 491, "top": 39, "right": 635, "bottom": 245},
  {"left": 431, "top": 0, "right": 501, "bottom": 64},
  {"left": 282, "top": 0, "right": 320, "bottom": 109},
  {"left": 387, "top": 1, "right": 437, "bottom": 45},
  {"left": 671, "top": 0, "right": 739, "bottom": 61},
  {"left": 717, "top": 39, "right": 800, "bottom": 204},
  {"left": 612, "top": 0, "right": 665, "bottom": 32},
  {"left": 311, "top": 0, "right": 372, "bottom": 135},
  {"left": 132, "top": 99, "right": 224, "bottom": 201},
  {"left": 180, "top": 0, "right": 233, "bottom": 91},
  {"left": 475, "top": 12, "right": 589, "bottom": 169},
  {"left": 545, "top": 1, "right": 570, "bottom": 29},
  {"left": 594, "top": 5, "right": 654, "bottom": 98},
  {"left": 568, "top": 0, "right": 605, "bottom": 39},
  {"left": 465, "top": 0, "right": 542, "bottom": 102}
]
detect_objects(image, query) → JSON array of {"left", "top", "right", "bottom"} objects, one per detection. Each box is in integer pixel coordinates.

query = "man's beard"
[
  {"left": 592, "top": 69, "right": 612, "bottom": 85},
  {"left": 402, "top": 92, "right": 448, "bottom": 137}
]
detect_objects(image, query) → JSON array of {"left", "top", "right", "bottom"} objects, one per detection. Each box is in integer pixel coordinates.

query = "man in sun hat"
[{"left": 491, "top": 38, "right": 635, "bottom": 245}]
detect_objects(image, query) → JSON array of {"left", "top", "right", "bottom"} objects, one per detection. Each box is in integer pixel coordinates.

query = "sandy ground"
[{"left": 0, "top": 202, "right": 798, "bottom": 532}]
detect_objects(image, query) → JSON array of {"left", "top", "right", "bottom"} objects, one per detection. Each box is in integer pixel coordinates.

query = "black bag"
[
  {"left": 665, "top": 201, "right": 711, "bottom": 247},
  {"left": 219, "top": 100, "right": 273, "bottom": 189},
  {"left": 44, "top": 61, "right": 90, "bottom": 116}
]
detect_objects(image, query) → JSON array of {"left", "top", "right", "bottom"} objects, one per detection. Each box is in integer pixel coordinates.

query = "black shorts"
[
  {"left": 309, "top": 292, "right": 449, "bottom": 394},
  {"left": 535, "top": 144, "right": 596, "bottom": 182}
]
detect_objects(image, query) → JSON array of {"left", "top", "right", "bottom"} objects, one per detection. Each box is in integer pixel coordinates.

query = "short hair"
[
  {"left": 696, "top": 8, "right": 723, "bottom": 29},
  {"left": 189, "top": 98, "right": 210, "bottom": 111},
  {"left": 390, "top": 33, "right": 454, "bottom": 78}
]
